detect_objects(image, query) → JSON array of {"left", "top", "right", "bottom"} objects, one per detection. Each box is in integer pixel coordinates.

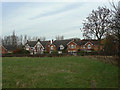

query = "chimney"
[
  {"left": 52, "top": 39, "right": 54, "bottom": 43},
  {"left": 38, "top": 39, "right": 40, "bottom": 41},
  {"left": 49, "top": 40, "right": 51, "bottom": 44},
  {"left": 74, "top": 39, "right": 76, "bottom": 42}
]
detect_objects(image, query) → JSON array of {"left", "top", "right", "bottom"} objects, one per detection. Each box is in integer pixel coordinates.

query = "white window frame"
[
  {"left": 26, "top": 47, "right": 29, "bottom": 51},
  {"left": 60, "top": 45, "right": 64, "bottom": 50},
  {"left": 88, "top": 44, "right": 91, "bottom": 49},
  {"left": 51, "top": 46, "right": 53, "bottom": 50},
  {"left": 71, "top": 44, "right": 74, "bottom": 49}
]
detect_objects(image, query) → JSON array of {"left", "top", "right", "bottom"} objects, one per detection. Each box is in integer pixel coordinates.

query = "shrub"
[
  {"left": 44, "top": 51, "right": 49, "bottom": 54},
  {"left": 53, "top": 51, "right": 58, "bottom": 55},
  {"left": 80, "top": 50, "right": 85, "bottom": 56},
  {"left": 62, "top": 49, "right": 67, "bottom": 53},
  {"left": 13, "top": 49, "right": 30, "bottom": 54},
  {"left": 78, "top": 49, "right": 81, "bottom": 52}
]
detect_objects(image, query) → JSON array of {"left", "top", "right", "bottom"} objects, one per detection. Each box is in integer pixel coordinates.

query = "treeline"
[
  {"left": 2, "top": 31, "right": 64, "bottom": 46},
  {"left": 2, "top": 31, "right": 46, "bottom": 46}
]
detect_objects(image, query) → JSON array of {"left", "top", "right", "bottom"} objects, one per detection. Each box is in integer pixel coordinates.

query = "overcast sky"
[{"left": 2, "top": 1, "right": 114, "bottom": 40}]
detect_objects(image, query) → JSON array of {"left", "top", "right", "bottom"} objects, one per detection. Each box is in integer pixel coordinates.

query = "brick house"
[
  {"left": 24, "top": 39, "right": 51, "bottom": 54},
  {"left": 1, "top": 45, "right": 8, "bottom": 54},
  {"left": 67, "top": 40, "right": 79, "bottom": 53},
  {"left": 1, "top": 45, "right": 17, "bottom": 54},
  {"left": 67, "top": 40, "right": 94, "bottom": 53},
  {"left": 79, "top": 40, "right": 103, "bottom": 52}
]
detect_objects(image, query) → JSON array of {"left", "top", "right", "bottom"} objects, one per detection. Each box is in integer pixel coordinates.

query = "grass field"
[{"left": 2, "top": 56, "right": 118, "bottom": 88}]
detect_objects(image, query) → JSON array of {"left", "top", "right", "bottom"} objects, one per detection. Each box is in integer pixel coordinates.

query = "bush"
[
  {"left": 78, "top": 49, "right": 81, "bottom": 52},
  {"left": 62, "top": 49, "right": 67, "bottom": 53},
  {"left": 50, "top": 51, "right": 58, "bottom": 55},
  {"left": 80, "top": 51, "right": 85, "bottom": 56},
  {"left": 44, "top": 51, "right": 49, "bottom": 54},
  {"left": 13, "top": 49, "right": 30, "bottom": 54},
  {"left": 77, "top": 50, "right": 85, "bottom": 56},
  {"left": 53, "top": 51, "right": 58, "bottom": 55}
]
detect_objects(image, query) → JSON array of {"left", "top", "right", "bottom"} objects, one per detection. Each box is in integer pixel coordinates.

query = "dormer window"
[
  {"left": 25, "top": 44, "right": 29, "bottom": 50},
  {"left": 60, "top": 45, "right": 64, "bottom": 50},
  {"left": 26, "top": 47, "right": 29, "bottom": 50}
]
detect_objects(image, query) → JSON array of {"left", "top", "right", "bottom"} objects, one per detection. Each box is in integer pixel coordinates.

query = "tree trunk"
[{"left": 98, "top": 39, "right": 101, "bottom": 55}]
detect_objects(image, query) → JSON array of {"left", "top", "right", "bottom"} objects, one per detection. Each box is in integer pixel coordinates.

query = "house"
[
  {"left": 1, "top": 45, "right": 17, "bottom": 54},
  {"left": 24, "top": 39, "right": 51, "bottom": 54},
  {"left": 79, "top": 39, "right": 103, "bottom": 52},
  {"left": 67, "top": 40, "right": 79, "bottom": 53},
  {"left": 1, "top": 45, "right": 8, "bottom": 54},
  {"left": 3, "top": 45, "right": 17, "bottom": 53},
  {"left": 49, "top": 39, "right": 71, "bottom": 54}
]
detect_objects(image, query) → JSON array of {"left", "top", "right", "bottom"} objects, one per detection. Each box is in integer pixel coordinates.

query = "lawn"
[{"left": 2, "top": 56, "right": 118, "bottom": 88}]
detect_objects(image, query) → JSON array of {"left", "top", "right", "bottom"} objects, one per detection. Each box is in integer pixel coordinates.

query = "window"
[
  {"left": 25, "top": 45, "right": 29, "bottom": 51},
  {"left": 83, "top": 45, "right": 85, "bottom": 49},
  {"left": 60, "top": 45, "right": 64, "bottom": 50},
  {"left": 26, "top": 47, "right": 29, "bottom": 51},
  {"left": 51, "top": 46, "right": 53, "bottom": 50},
  {"left": 88, "top": 44, "right": 91, "bottom": 49},
  {"left": 37, "top": 45, "right": 41, "bottom": 52},
  {"left": 71, "top": 44, "right": 74, "bottom": 49}
]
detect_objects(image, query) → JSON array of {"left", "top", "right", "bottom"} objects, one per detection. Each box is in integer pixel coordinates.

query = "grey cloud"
[{"left": 29, "top": 2, "right": 84, "bottom": 20}]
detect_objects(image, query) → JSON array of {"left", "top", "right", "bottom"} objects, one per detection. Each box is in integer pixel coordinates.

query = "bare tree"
[
  {"left": 56, "top": 35, "right": 64, "bottom": 40},
  {"left": 20, "top": 35, "right": 23, "bottom": 45},
  {"left": 82, "top": 6, "right": 112, "bottom": 52},
  {"left": 24, "top": 35, "right": 27, "bottom": 45},
  {"left": 28, "top": 36, "right": 31, "bottom": 41},
  {"left": 42, "top": 37, "right": 46, "bottom": 41},
  {"left": 17, "top": 35, "right": 23, "bottom": 45},
  {"left": 11, "top": 30, "right": 17, "bottom": 46},
  {"left": 39, "top": 36, "right": 46, "bottom": 41},
  {"left": 110, "top": 1, "right": 120, "bottom": 56}
]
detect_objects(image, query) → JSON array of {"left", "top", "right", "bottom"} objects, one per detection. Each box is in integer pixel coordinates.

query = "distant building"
[
  {"left": 49, "top": 39, "right": 71, "bottom": 54},
  {"left": 1, "top": 45, "right": 8, "bottom": 54},
  {"left": 1, "top": 45, "right": 17, "bottom": 54},
  {"left": 24, "top": 39, "right": 51, "bottom": 54}
]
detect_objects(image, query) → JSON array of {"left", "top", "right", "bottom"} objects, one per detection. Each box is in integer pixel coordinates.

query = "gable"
[
  {"left": 85, "top": 42, "right": 93, "bottom": 46},
  {"left": 67, "top": 41, "right": 77, "bottom": 46},
  {"left": 35, "top": 41, "right": 44, "bottom": 49},
  {"left": 1, "top": 45, "right": 7, "bottom": 51}
]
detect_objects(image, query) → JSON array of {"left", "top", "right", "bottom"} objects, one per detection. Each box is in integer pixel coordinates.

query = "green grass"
[{"left": 2, "top": 56, "right": 118, "bottom": 88}]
